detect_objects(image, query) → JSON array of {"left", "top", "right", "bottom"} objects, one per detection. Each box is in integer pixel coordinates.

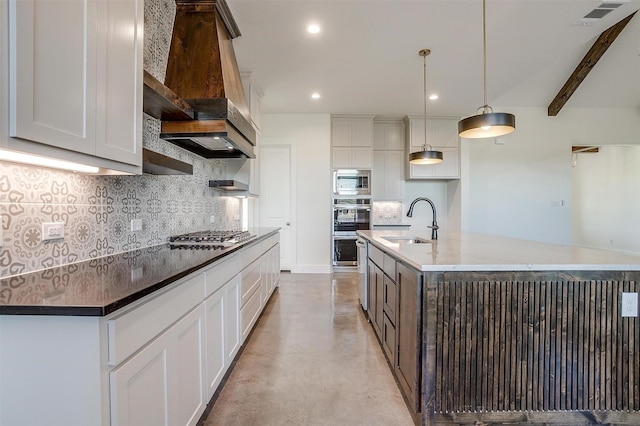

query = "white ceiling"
[{"left": 226, "top": 0, "right": 640, "bottom": 118}]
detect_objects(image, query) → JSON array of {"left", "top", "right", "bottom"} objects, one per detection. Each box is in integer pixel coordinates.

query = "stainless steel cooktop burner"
[{"left": 169, "top": 230, "right": 255, "bottom": 248}]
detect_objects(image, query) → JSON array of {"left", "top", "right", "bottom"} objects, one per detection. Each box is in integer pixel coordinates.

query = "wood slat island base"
[
  {"left": 423, "top": 270, "right": 639, "bottom": 425},
  {"left": 357, "top": 231, "right": 640, "bottom": 426}
]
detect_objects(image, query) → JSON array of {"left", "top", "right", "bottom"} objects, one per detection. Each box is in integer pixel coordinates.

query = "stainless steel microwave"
[{"left": 333, "top": 169, "right": 371, "bottom": 196}]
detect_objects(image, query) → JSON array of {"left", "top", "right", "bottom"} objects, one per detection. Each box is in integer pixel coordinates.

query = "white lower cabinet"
[
  {"left": 0, "top": 234, "right": 280, "bottom": 426},
  {"left": 224, "top": 275, "right": 242, "bottom": 365},
  {"left": 109, "top": 304, "right": 205, "bottom": 426},
  {"left": 172, "top": 305, "right": 206, "bottom": 426},
  {"left": 109, "top": 329, "right": 172, "bottom": 426},
  {"left": 204, "top": 273, "right": 241, "bottom": 400},
  {"left": 205, "top": 286, "right": 225, "bottom": 399}
]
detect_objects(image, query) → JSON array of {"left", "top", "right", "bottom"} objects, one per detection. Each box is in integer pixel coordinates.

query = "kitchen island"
[{"left": 358, "top": 230, "right": 640, "bottom": 425}]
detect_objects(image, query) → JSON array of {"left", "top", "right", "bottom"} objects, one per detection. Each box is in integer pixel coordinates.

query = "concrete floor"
[{"left": 202, "top": 272, "right": 415, "bottom": 426}]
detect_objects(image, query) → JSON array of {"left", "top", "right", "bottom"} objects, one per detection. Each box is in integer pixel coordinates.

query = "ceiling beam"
[
  {"left": 572, "top": 146, "right": 599, "bottom": 154},
  {"left": 547, "top": 11, "right": 637, "bottom": 117}
]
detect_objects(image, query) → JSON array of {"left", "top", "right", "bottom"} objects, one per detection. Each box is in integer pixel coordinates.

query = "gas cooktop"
[{"left": 169, "top": 230, "right": 255, "bottom": 249}]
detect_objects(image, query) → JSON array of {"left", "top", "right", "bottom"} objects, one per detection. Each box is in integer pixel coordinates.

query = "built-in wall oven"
[{"left": 332, "top": 198, "right": 371, "bottom": 267}]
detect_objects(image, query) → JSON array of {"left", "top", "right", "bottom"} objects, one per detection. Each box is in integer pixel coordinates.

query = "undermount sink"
[{"left": 382, "top": 236, "right": 432, "bottom": 244}]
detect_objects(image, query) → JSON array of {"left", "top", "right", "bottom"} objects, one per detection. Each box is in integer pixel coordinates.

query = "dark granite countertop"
[{"left": 0, "top": 228, "right": 279, "bottom": 317}]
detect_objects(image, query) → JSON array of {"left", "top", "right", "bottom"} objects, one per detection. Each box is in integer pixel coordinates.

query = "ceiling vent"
[{"left": 573, "top": 1, "right": 627, "bottom": 26}]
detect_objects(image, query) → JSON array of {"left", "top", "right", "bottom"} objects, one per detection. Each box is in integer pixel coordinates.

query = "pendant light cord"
[
  {"left": 419, "top": 49, "right": 431, "bottom": 151},
  {"left": 424, "top": 52, "right": 428, "bottom": 150},
  {"left": 482, "top": 0, "right": 488, "bottom": 112}
]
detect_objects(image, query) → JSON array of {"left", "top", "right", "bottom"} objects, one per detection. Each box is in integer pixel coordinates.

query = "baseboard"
[{"left": 290, "top": 264, "right": 332, "bottom": 274}]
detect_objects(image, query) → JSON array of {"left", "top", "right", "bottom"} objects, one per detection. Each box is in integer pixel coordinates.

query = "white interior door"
[{"left": 260, "top": 144, "right": 294, "bottom": 270}]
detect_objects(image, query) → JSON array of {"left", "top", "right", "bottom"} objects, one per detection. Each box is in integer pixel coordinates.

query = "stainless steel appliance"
[
  {"left": 332, "top": 198, "right": 371, "bottom": 267},
  {"left": 332, "top": 169, "right": 371, "bottom": 196},
  {"left": 356, "top": 237, "right": 368, "bottom": 311},
  {"left": 169, "top": 230, "right": 255, "bottom": 249}
]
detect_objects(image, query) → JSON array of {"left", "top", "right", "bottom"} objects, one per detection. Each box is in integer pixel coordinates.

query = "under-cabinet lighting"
[
  {"left": 0, "top": 149, "right": 100, "bottom": 173},
  {"left": 311, "top": 92, "right": 321, "bottom": 99}
]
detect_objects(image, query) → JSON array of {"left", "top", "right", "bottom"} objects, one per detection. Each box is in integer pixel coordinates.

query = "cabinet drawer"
[
  {"left": 369, "top": 244, "right": 384, "bottom": 268},
  {"left": 204, "top": 253, "right": 240, "bottom": 297},
  {"left": 383, "top": 275, "right": 396, "bottom": 325},
  {"left": 240, "top": 285, "right": 262, "bottom": 341},
  {"left": 383, "top": 253, "right": 396, "bottom": 279},
  {"left": 107, "top": 273, "right": 205, "bottom": 366},
  {"left": 382, "top": 313, "right": 396, "bottom": 366},
  {"left": 240, "top": 259, "right": 261, "bottom": 308}
]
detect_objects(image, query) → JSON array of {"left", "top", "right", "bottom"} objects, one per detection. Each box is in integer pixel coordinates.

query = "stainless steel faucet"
[{"left": 406, "top": 197, "right": 439, "bottom": 240}]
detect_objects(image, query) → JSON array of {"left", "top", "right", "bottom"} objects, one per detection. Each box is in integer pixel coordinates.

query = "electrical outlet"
[
  {"left": 209, "top": 215, "right": 216, "bottom": 224},
  {"left": 42, "top": 222, "right": 65, "bottom": 241},
  {"left": 131, "top": 267, "right": 144, "bottom": 282},
  {"left": 130, "top": 219, "right": 142, "bottom": 232},
  {"left": 621, "top": 292, "right": 638, "bottom": 317}
]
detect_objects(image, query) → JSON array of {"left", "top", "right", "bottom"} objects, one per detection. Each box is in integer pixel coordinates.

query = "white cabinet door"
[
  {"left": 372, "top": 150, "right": 404, "bottom": 200},
  {"left": 95, "top": 0, "right": 143, "bottom": 165},
  {"left": 404, "top": 116, "right": 460, "bottom": 180},
  {"left": 9, "top": 0, "right": 98, "bottom": 154},
  {"left": 171, "top": 305, "right": 206, "bottom": 426},
  {"left": 385, "top": 150, "right": 405, "bottom": 198},
  {"left": 110, "top": 305, "right": 205, "bottom": 426},
  {"left": 351, "top": 120, "right": 373, "bottom": 147},
  {"left": 405, "top": 116, "right": 459, "bottom": 150},
  {"left": 110, "top": 331, "right": 172, "bottom": 426},
  {"left": 373, "top": 121, "right": 404, "bottom": 150},
  {"left": 9, "top": 0, "right": 142, "bottom": 168},
  {"left": 332, "top": 146, "right": 352, "bottom": 169},
  {"left": 331, "top": 116, "right": 374, "bottom": 169},
  {"left": 372, "top": 151, "right": 386, "bottom": 199},
  {"left": 351, "top": 147, "right": 372, "bottom": 169},
  {"left": 331, "top": 120, "right": 352, "bottom": 147},
  {"left": 205, "top": 288, "right": 225, "bottom": 399},
  {"left": 224, "top": 274, "right": 241, "bottom": 363}
]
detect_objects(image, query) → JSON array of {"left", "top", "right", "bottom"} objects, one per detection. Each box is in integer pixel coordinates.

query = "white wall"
[
  {"left": 260, "top": 114, "right": 332, "bottom": 273},
  {"left": 463, "top": 107, "right": 640, "bottom": 245},
  {"left": 572, "top": 145, "right": 640, "bottom": 254}
]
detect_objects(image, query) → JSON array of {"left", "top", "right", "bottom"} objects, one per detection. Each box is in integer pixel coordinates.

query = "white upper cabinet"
[
  {"left": 372, "top": 120, "right": 405, "bottom": 200},
  {"left": 241, "top": 72, "right": 262, "bottom": 131},
  {"left": 373, "top": 121, "right": 405, "bottom": 150},
  {"left": 404, "top": 116, "right": 460, "bottom": 180},
  {"left": 6, "top": 0, "right": 143, "bottom": 173},
  {"left": 331, "top": 115, "right": 374, "bottom": 169}
]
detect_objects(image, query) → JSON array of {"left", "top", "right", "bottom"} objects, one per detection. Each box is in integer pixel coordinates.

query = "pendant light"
[
  {"left": 409, "top": 49, "right": 443, "bottom": 165},
  {"left": 458, "top": 0, "right": 515, "bottom": 139}
]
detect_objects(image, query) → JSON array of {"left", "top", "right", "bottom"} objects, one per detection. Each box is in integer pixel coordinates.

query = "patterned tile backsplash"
[
  {"left": 0, "top": 154, "right": 241, "bottom": 278},
  {"left": 0, "top": 0, "right": 242, "bottom": 278},
  {"left": 372, "top": 201, "right": 405, "bottom": 225}
]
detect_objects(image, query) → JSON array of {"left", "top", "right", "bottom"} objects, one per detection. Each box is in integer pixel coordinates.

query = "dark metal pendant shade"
[
  {"left": 409, "top": 48, "right": 443, "bottom": 165},
  {"left": 458, "top": 112, "right": 515, "bottom": 139},
  {"left": 458, "top": 0, "right": 516, "bottom": 139},
  {"left": 409, "top": 148, "right": 444, "bottom": 165}
]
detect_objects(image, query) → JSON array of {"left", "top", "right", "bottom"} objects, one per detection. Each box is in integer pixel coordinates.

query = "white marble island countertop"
[{"left": 357, "top": 230, "right": 640, "bottom": 272}]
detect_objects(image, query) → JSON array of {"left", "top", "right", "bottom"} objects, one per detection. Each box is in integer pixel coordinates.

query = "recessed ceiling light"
[
  {"left": 429, "top": 94, "right": 439, "bottom": 100},
  {"left": 307, "top": 24, "right": 320, "bottom": 34},
  {"left": 311, "top": 92, "right": 321, "bottom": 99}
]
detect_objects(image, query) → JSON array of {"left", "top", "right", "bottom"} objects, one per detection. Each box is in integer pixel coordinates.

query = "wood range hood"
[{"left": 143, "top": 0, "right": 256, "bottom": 161}]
